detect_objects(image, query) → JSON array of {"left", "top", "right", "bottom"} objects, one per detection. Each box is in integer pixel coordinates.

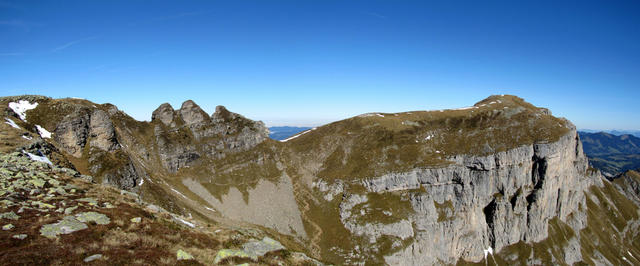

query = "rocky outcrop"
[
  {"left": 179, "top": 100, "right": 209, "bottom": 126},
  {"left": 151, "top": 101, "right": 269, "bottom": 172},
  {"left": 89, "top": 109, "right": 119, "bottom": 152},
  {"left": 54, "top": 108, "right": 91, "bottom": 157},
  {"left": 151, "top": 103, "right": 176, "bottom": 126},
  {"left": 48, "top": 105, "right": 138, "bottom": 190},
  {"left": 612, "top": 170, "right": 640, "bottom": 204}
]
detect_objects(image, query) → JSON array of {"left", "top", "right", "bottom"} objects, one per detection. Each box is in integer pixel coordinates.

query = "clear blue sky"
[{"left": 1, "top": 1, "right": 639, "bottom": 129}]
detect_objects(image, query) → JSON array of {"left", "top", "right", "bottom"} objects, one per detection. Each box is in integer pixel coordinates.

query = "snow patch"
[
  {"left": 36, "top": 125, "right": 52, "bottom": 138},
  {"left": 280, "top": 127, "right": 316, "bottom": 142},
  {"left": 8, "top": 100, "right": 38, "bottom": 121},
  {"left": 24, "top": 151, "right": 52, "bottom": 165},
  {"left": 22, "top": 135, "right": 32, "bottom": 140},
  {"left": 4, "top": 118, "right": 20, "bottom": 129},
  {"left": 204, "top": 206, "right": 216, "bottom": 212},
  {"left": 139, "top": 177, "right": 144, "bottom": 186},
  {"left": 170, "top": 188, "right": 188, "bottom": 199},
  {"left": 483, "top": 247, "right": 493, "bottom": 259},
  {"left": 175, "top": 217, "right": 195, "bottom": 228},
  {"left": 425, "top": 134, "right": 434, "bottom": 141},
  {"left": 376, "top": 113, "right": 384, "bottom": 118},
  {"left": 453, "top": 106, "right": 475, "bottom": 110}
]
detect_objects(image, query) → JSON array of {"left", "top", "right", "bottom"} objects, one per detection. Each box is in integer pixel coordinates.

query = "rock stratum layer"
[{"left": 2, "top": 94, "right": 640, "bottom": 265}]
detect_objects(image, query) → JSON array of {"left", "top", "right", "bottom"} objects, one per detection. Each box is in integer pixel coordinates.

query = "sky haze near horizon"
[{"left": 1, "top": 1, "right": 639, "bottom": 129}]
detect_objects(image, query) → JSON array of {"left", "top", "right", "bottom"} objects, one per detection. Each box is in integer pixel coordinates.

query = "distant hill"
[
  {"left": 579, "top": 131, "right": 640, "bottom": 177},
  {"left": 580, "top": 129, "right": 640, "bottom": 138},
  {"left": 268, "top": 126, "right": 312, "bottom": 140}
]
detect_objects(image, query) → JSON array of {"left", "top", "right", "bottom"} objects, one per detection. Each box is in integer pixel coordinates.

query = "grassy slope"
[{"left": 283, "top": 95, "right": 569, "bottom": 181}]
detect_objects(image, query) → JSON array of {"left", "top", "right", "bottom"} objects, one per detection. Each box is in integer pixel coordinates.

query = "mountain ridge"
[{"left": 2, "top": 94, "right": 640, "bottom": 264}]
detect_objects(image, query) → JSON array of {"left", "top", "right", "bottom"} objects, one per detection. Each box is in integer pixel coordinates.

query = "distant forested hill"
[
  {"left": 268, "top": 126, "right": 312, "bottom": 141},
  {"left": 579, "top": 131, "right": 640, "bottom": 177}
]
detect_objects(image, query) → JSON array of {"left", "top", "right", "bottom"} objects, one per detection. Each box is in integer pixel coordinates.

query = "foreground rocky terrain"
[
  {"left": 0, "top": 151, "right": 321, "bottom": 265},
  {"left": 2, "top": 94, "right": 640, "bottom": 265}
]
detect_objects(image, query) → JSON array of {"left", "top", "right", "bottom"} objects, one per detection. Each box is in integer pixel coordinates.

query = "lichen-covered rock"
[
  {"left": 213, "top": 237, "right": 286, "bottom": 263},
  {"left": 242, "top": 237, "right": 286, "bottom": 257},
  {"left": 0, "top": 211, "right": 20, "bottom": 220},
  {"left": 12, "top": 234, "right": 27, "bottom": 240},
  {"left": 214, "top": 249, "right": 252, "bottom": 264},
  {"left": 130, "top": 217, "right": 141, "bottom": 223},
  {"left": 40, "top": 216, "right": 88, "bottom": 238},
  {"left": 64, "top": 206, "right": 78, "bottom": 215},
  {"left": 75, "top": 212, "right": 110, "bottom": 225},
  {"left": 176, "top": 249, "right": 194, "bottom": 260},
  {"left": 76, "top": 197, "right": 98, "bottom": 206},
  {"left": 3, "top": 224, "right": 15, "bottom": 230}
]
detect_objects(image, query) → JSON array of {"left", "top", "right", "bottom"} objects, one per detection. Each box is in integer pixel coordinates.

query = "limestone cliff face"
[{"left": 362, "top": 128, "right": 599, "bottom": 264}]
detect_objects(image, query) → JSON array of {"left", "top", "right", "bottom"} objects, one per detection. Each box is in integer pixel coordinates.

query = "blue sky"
[{"left": 1, "top": 1, "right": 639, "bottom": 129}]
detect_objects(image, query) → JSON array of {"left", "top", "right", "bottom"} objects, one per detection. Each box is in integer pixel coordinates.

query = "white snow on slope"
[
  {"left": 36, "top": 125, "right": 52, "bottom": 138},
  {"left": 280, "top": 127, "right": 316, "bottom": 142},
  {"left": 174, "top": 216, "right": 195, "bottom": 228},
  {"left": 483, "top": 247, "right": 493, "bottom": 259},
  {"left": 8, "top": 100, "right": 38, "bottom": 121},
  {"left": 453, "top": 106, "right": 477, "bottom": 111},
  {"left": 24, "top": 151, "right": 52, "bottom": 165},
  {"left": 22, "top": 135, "right": 32, "bottom": 140},
  {"left": 4, "top": 118, "right": 20, "bottom": 129},
  {"left": 170, "top": 188, "right": 188, "bottom": 199}
]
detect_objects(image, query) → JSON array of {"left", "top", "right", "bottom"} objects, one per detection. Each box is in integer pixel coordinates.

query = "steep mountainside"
[
  {"left": 579, "top": 131, "right": 640, "bottom": 177},
  {"left": 2, "top": 94, "right": 640, "bottom": 265}
]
